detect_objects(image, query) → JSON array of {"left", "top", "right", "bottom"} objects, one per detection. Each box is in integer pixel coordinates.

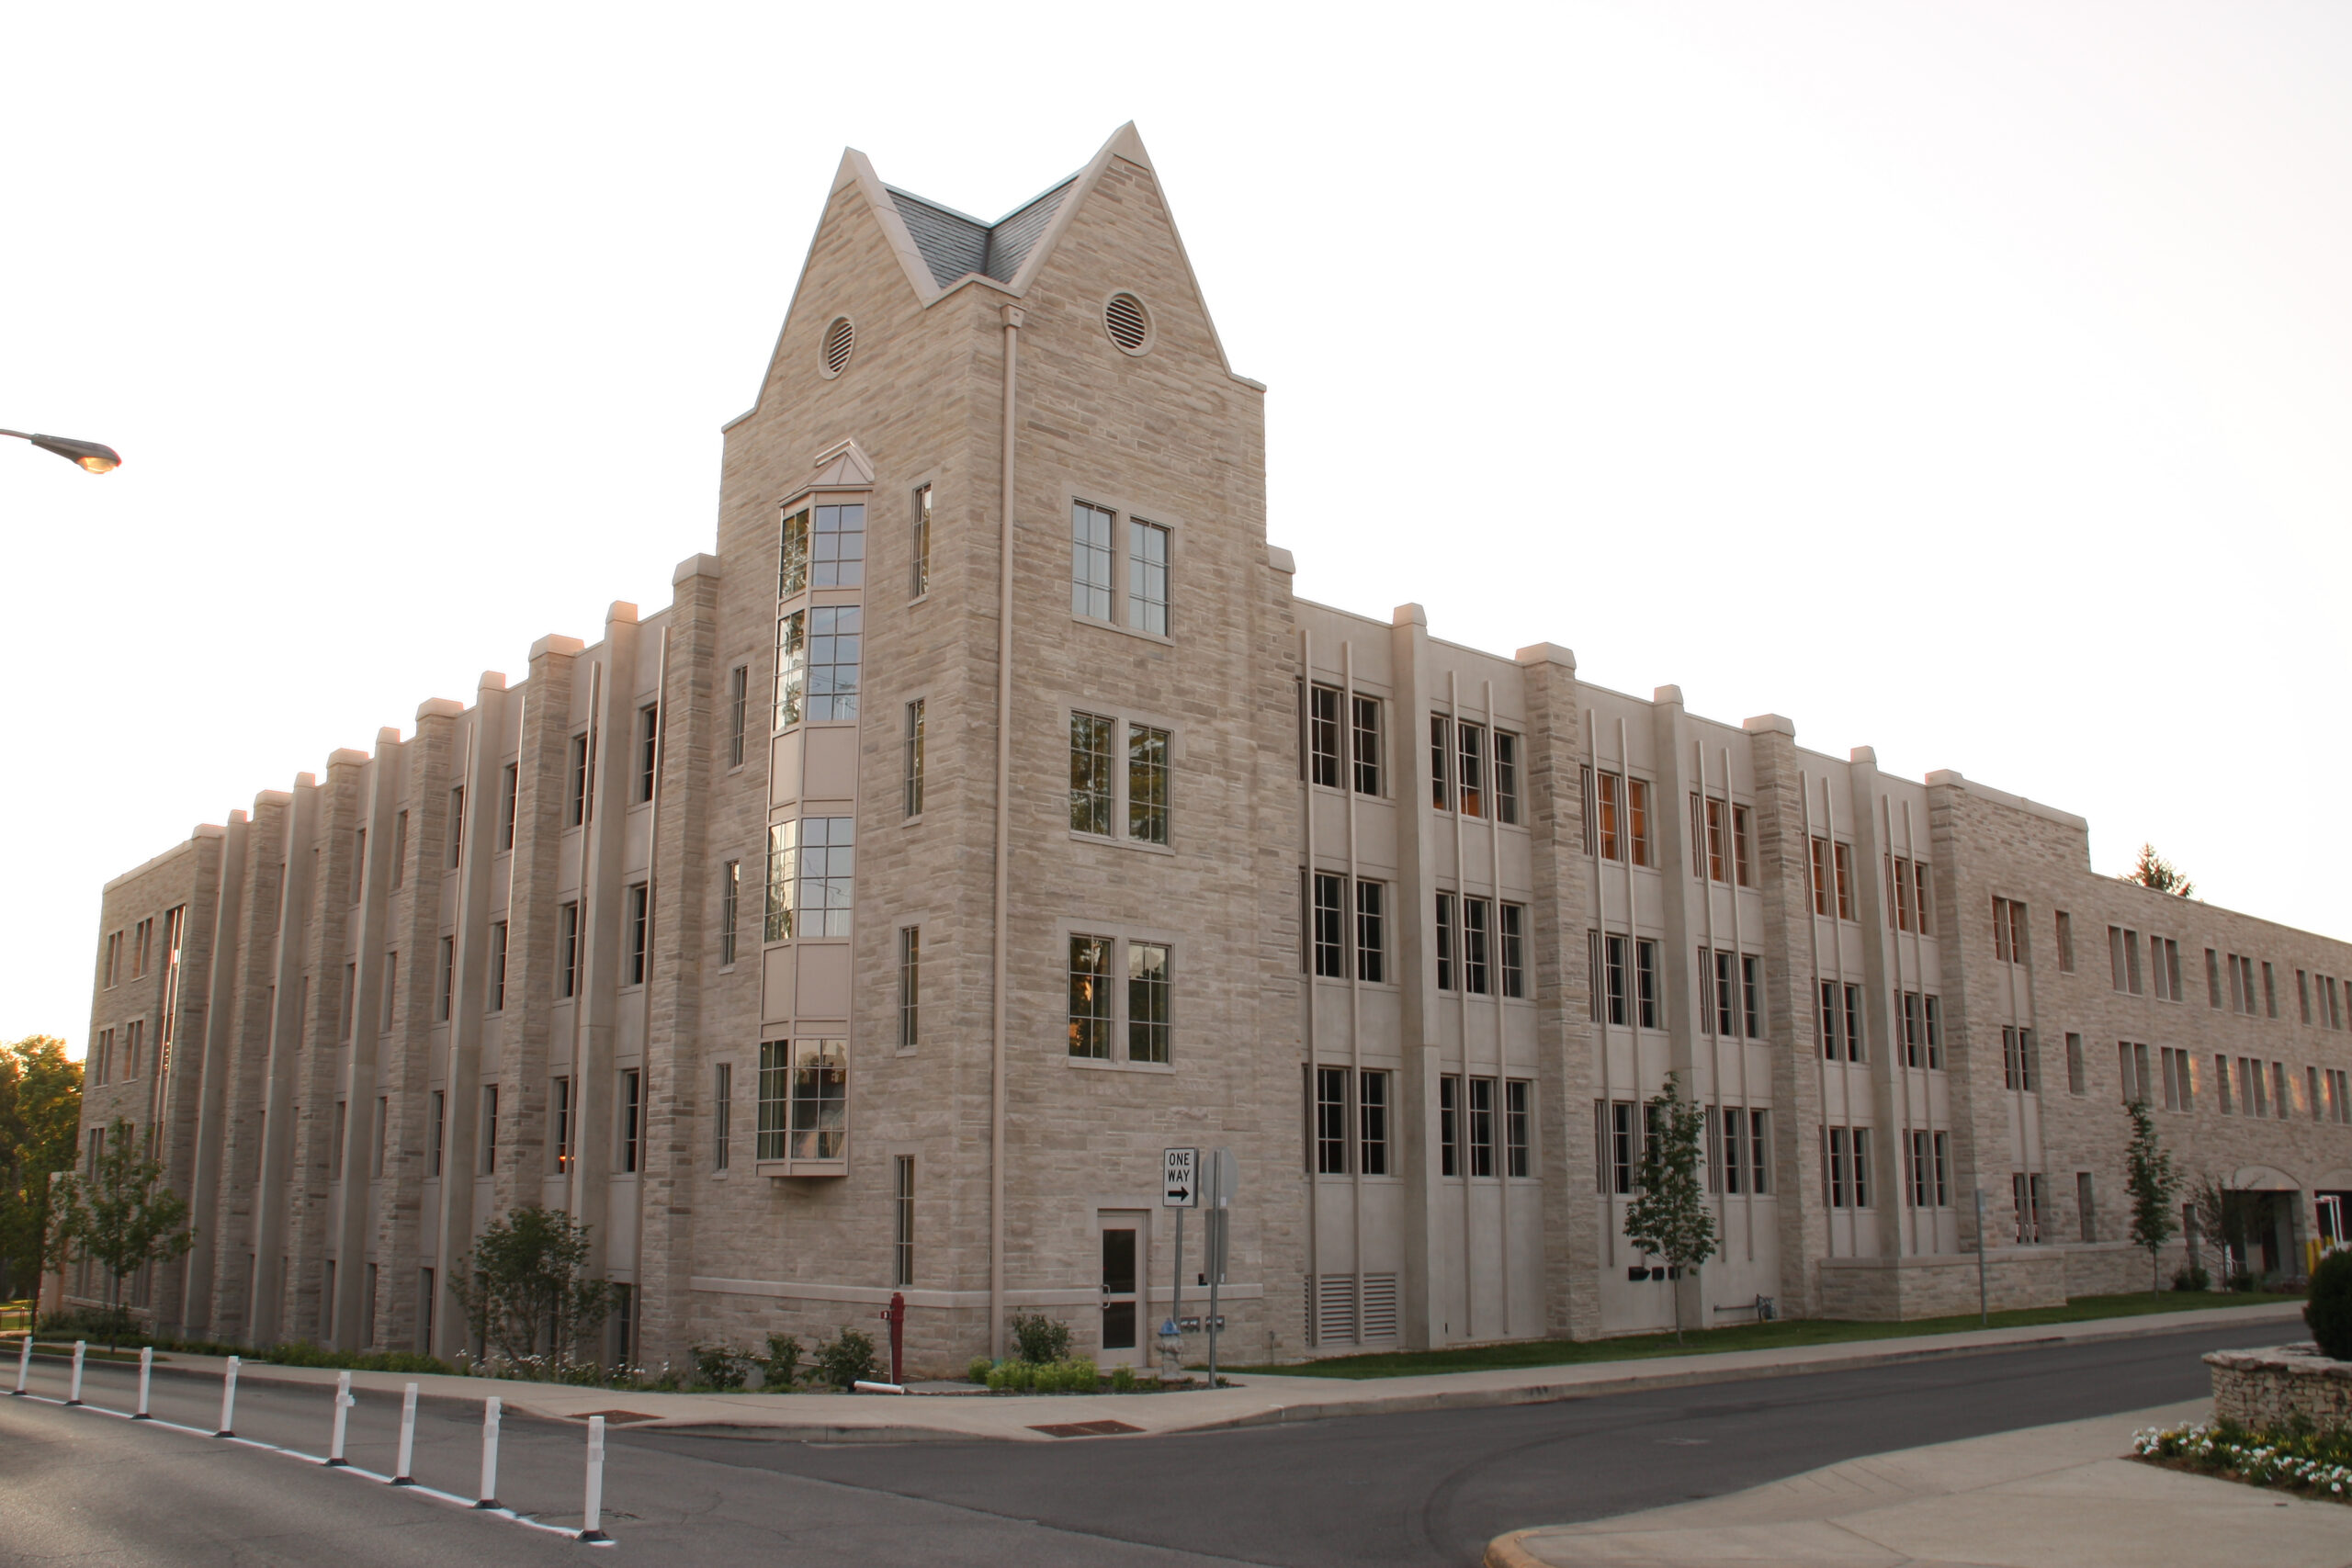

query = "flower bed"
[{"left": 2133, "top": 1417, "right": 2352, "bottom": 1503}]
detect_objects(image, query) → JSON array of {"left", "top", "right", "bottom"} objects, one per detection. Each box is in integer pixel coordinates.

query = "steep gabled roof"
[{"left": 885, "top": 178, "right": 1077, "bottom": 289}]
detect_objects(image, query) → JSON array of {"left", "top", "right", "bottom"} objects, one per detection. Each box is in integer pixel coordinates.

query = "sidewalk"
[
  {"left": 1486, "top": 1397, "right": 2351, "bottom": 1568},
  {"left": 15, "top": 1300, "right": 2304, "bottom": 1443}
]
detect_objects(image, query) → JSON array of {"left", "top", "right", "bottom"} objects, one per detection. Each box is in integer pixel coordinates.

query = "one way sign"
[{"left": 1163, "top": 1147, "right": 1200, "bottom": 1208}]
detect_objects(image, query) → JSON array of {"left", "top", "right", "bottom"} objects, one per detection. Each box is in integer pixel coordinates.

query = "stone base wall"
[
  {"left": 1815, "top": 1240, "right": 2177, "bottom": 1321},
  {"left": 2207, "top": 1343, "right": 2352, "bottom": 1429}
]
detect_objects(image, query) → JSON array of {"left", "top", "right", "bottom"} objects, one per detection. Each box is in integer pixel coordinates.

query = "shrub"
[
  {"left": 967, "top": 1356, "right": 995, "bottom": 1385},
  {"left": 985, "top": 1360, "right": 1011, "bottom": 1392},
  {"left": 2308, "top": 1251, "right": 2352, "bottom": 1360},
  {"left": 693, "top": 1345, "right": 749, "bottom": 1391},
  {"left": 812, "top": 1326, "right": 880, "bottom": 1390},
  {"left": 762, "top": 1333, "right": 802, "bottom": 1392},
  {"left": 1010, "top": 1312, "right": 1071, "bottom": 1365},
  {"left": 2173, "top": 1264, "right": 2211, "bottom": 1292},
  {"left": 1111, "top": 1365, "right": 1136, "bottom": 1393}
]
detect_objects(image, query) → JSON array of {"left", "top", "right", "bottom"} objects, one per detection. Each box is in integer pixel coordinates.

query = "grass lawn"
[
  {"left": 0, "top": 1300, "right": 29, "bottom": 1334},
  {"left": 1229, "top": 1290, "right": 2305, "bottom": 1380}
]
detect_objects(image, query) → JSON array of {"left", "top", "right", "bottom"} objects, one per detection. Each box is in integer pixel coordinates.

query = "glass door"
[{"left": 1100, "top": 1214, "right": 1143, "bottom": 1364}]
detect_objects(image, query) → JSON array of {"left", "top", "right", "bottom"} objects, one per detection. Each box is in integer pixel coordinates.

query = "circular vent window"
[
  {"left": 820, "top": 316, "right": 855, "bottom": 378},
  {"left": 1103, "top": 292, "right": 1151, "bottom": 355}
]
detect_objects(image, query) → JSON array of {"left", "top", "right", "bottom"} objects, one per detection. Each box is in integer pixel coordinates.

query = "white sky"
[{"left": 6, "top": 3, "right": 2348, "bottom": 1051}]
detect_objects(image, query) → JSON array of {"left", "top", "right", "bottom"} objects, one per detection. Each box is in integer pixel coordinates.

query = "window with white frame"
[
  {"left": 625, "top": 883, "right": 649, "bottom": 986},
  {"left": 757, "top": 1036, "right": 846, "bottom": 1166},
  {"left": 898, "top": 926, "right": 920, "bottom": 1049},
  {"left": 1071, "top": 502, "right": 1114, "bottom": 620},
  {"left": 1065, "top": 931, "right": 1173, "bottom": 1065},
  {"left": 910, "top": 484, "right": 932, "bottom": 600},
  {"left": 1128, "top": 519, "right": 1169, "bottom": 634},
  {"left": 1069, "top": 708, "right": 1174, "bottom": 845},
  {"left": 558, "top": 901, "right": 580, "bottom": 997},
  {"left": 1351, "top": 694, "right": 1383, "bottom": 795},
  {"left": 765, "top": 818, "right": 854, "bottom": 942},
  {"left": 719, "top": 861, "right": 739, "bottom": 967},
  {"left": 1069, "top": 501, "right": 1171, "bottom": 635},
  {"left": 903, "top": 699, "right": 924, "bottom": 818},
  {"left": 728, "top": 665, "right": 749, "bottom": 769}
]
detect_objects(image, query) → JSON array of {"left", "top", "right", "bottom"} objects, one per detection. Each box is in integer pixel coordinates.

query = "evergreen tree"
[
  {"left": 2125, "top": 843, "right": 2196, "bottom": 899},
  {"left": 1623, "top": 1072, "right": 1718, "bottom": 1342},
  {"left": 2123, "top": 1097, "right": 2183, "bottom": 1292}
]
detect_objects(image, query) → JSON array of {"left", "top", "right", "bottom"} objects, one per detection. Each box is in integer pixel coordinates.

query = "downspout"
[{"left": 990, "top": 303, "right": 1023, "bottom": 1360}]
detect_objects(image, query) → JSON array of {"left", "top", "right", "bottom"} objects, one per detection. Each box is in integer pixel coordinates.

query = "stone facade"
[
  {"left": 69, "top": 126, "right": 2352, "bottom": 1371},
  {"left": 2208, "top": 1343, "right": 2352, "bottom": 1428}
]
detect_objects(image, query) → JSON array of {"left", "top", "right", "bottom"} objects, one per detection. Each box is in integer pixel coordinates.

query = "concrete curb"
[{"left": 1483, "top": 1529, "right": 1544, "bottom": 1568}]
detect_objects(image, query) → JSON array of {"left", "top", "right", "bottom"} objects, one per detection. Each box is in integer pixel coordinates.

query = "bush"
[
  {"left": 2229, "top": 1269, "right": 2257, "bottom": 1293},
  {"left": 1111, "top": 1364, "right": 1136, "bottom": 1393},
  {"left": 811, "top": 1326, "right": 880, "bottom": 1390},
  {"left": 2173, "top": 1264, "right": 2211, "bottom": 1292},
  {"left": 693, "top": 1345, "right": 749, "bottom": 1391},
  {"left": 1010, "top": 1312, "right": 1072, "bottom": 1365},
  {"left": 2308, "top": 1251, "right": 2352, "bottom": 1360},
  {"left": 762, "top": 1333, "right": 802, "bottom": 1392},
  {"left": 38, "top": 1306, "right": 137, "bottom": 1342},
  {"left": 967, "top": 1356, "right": 995, "bottom": 1385}
]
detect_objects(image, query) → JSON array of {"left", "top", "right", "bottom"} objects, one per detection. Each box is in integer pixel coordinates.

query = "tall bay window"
[{"left": 765, "top": 818, "right": 854, "bottom": 942}]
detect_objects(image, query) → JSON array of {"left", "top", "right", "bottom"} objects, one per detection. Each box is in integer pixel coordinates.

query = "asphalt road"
[{"left": 0, "top": 1321, "right": 2258, "bottom": 1567}]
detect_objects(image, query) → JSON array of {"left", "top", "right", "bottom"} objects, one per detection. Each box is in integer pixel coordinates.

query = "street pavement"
[{"left": 0, "top": 1317, "right": 2305, "bottom": 1566}]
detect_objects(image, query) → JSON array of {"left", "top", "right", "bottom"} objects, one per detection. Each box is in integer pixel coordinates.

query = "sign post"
[
  {"left": 1162, "top": 1148, "right": 1198, "bottom": 1381},
  {"left": 1204, "top": 1148, "right": 1238, "bottom": 1388}
]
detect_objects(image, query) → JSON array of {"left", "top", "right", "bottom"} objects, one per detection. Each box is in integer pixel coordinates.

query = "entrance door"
[{"left": 1100, "top": 1214, "right": 1143, "bottom": 1365}]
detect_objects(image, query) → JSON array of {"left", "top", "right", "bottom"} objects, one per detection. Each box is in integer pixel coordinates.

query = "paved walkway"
[
  {"left": 1486, "top": 1396, "right": 2351, "bottom": 1568},
  {"left": 11, "top": 1301, "right": 2305, "bottom": 1442}
]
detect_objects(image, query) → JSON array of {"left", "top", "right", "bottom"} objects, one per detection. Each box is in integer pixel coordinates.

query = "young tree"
[
  {"left": 2122, "top": 1097, "right": 2183, "bottom": 1292},
  {"left": 2125, "top": 844, "right": 2196, "bottom": 899},
  {"left": 0, "top": 1035, "right": 83, "bottom": 1303},
  {"left": 1623, "top": 1072, "right": 1718, "bottom": 1343},
  {"left": 51, "top": 1116, "right": 195, "bottom": 1348},
  {"left": 449, "top": 1205, "right": 613, "bottom": 1369},
  {"left": 2188, "top": 1171, "right": 2252, "bottom": 1285}
]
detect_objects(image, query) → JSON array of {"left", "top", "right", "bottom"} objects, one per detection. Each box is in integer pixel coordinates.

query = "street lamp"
[{"left": 1, "top": 428, "right": 122, "bottom": 473}]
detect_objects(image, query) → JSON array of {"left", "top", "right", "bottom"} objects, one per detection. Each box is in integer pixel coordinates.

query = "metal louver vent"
[
  {"left": 821, "top": 316, "right": 855, "bottom": 377},
  {"left": 1103, "top": 292, "right": 1149, "bottom": 353}
]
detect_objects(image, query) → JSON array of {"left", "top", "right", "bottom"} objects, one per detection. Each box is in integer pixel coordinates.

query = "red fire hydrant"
[{"left": 878, "top": 1291, "right": 905, "bottom": 1384}]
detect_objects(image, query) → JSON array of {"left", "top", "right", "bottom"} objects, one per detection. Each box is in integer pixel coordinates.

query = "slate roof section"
[{"left": 886, "top": 177, "right": 1077, "bottom": 288}]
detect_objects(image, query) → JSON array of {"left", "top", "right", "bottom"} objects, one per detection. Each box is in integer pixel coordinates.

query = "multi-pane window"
[
  {"left": 1351, "top": 694, "right": 1383, "bottom": 795},
  {"left": 893, "top": 1156, "right": 916, "bottom": 1286},
  {"left": 1361, "top": 1070, "right": 1390, "bottom": 1175},
  {"left": 2162, "top": 1045, "right": 2195, "bottom": 1111},
  {"left": 1883, "top": 854, "right": 1930, "bottom": 931},
  {"left": 1499, "top": 903, "right": 1525, "bottom": 999},
  {"left": 2109, "top": 928, "right": 2140, "bottom": 992},
  {"left": 2151, "top": 937, "right": 2182, "bottom": 1001},
  {"left": 1592, "top": 771, "right": 1654, "bottom": 865},
  {"left": 1506, "top": 1079, "right": 1531, "bottom": 1177},
  {"left": 1695, "top": 796, "right": 1755, "bottom": 886},
  {"left": 1823, "top": 1126, "right": 1872, "bottom": 1208},
  {"left": 132, "top": 916, "right": 153, "bottom": 977},
  {"left": 1589, "top": 932, "right": 1658, "bottom": 1028},
  {"left": 765, "top": 818, "right": 854, "bottom": 941},
  {"left": 2207, "top": 947, "right": 2222, "bottom": 1008},
  {"left": 2217, "top": 1053, "right": 2234, "bottom": 1114},
  {"left": 810, "top": 502, "right": 865, "bottom": 588},
  {"left": 1430, "top": 716, "right": 1448, "bottom": 810},
  {"left": 618, "top": 1068, "right": 641, "bottom": 1173},
  {"left": 903, "top": 699, "right": 924, "bottom": 818},
  {"left": 1462, "top": 897, "right": 1491, "bottom": 995},
  {"left": 1128, "top": 942, "right": 1171, "bottom": 1064},
  {"left": 910, "top": 484, "right": 932, "bottom": 599},
  {"left": 1700, "top": 949, "right": 1762, "bottom": 1038},
  {"left": 1906, "top": 1129, "right": 1950, "bottom": 1207},
  {"left": 1356, "top": 880, "right": 1385, "bottom": 984},
  {"left": 804, "top": 606, "right": 861, "bottom": 721},
  {"left": 500, "top": 763, "right": 518, "bottom": 850},
  {"left": 1128, "top": 725, "right": 1169, "bottom": 844},
  {"left": 569, "top": 733, "right": 591, "bottom": 827},
  {"left": 2325, "top": 1068, "right": 2351, "bottom": 1124},
  {"left": 1494, "top": 731, "right": 1521, "bottom": 826},
  {"left": 101, "top": 931, "right": 122, "bottom": 987},
  {"left": 1993, "top": 897, "right": 2029, "bottom": 964},
  {"left": 1467, "top": 1077, "right": 1497, "bottom": 1177},
  {"left": 728, "top": 665, "right": 749, "bottom": 769},
  {"left": 1816, "top": 980, "right": 1866, "bottom": 1061},
  {"left": 121, "top": 1021, "right": 141, "bottom": 1079},
  {"left": 1313, "top": 874, "right": 1347, "bottom": 978},
  {"left": 1316, "top": 1066, "right": 1348, "bottom": 1174},
  {"left": 636, "top": 705, "right": 660, "bottom": 803},
  {"left": 1435, "top": 893, "right": 1456, "bottom": 992},
  {"left": 720, "top": 861, "right": 740, "bottom": 967},
  {"left": 353, "top": 829, "right": 368, "bottom": 903},
  {"left": 435, "top": 938, "right": 455, "bottom": 1023},
  {"left": 2118, "top": 1041, "right": 2151, "bottom": 1103},
  {"left": 1071, "top": 502, "right": 1115, "bottom": 620},
  {"left": 779, "top": 507, "right": 809, "bottom": 597},
  {"left": 625, "top": 883, "right": 649, "bottom": 986},
  {"left": 2002, "top": 1026, "right": 2037, "bottom": 1092},
  {"left": 713, "top": 1064, "right": 730, "bottom": 1171},
  {"left": 448, "top": 786, "right": 466, "bottom": 867},
  {"left": 558, "top": 901, "right": 580, "bottom": 998},
  {"left": 1596, "top": 1100, "right": 1636, "bottom": 1194},
  {"left": 1069, "top": 712, "right": 1114, "bottom": 835},
  {"left": 490, "top": 922, "right": 507, "bottom": 1011},
  {"left": 1810, "top": 837, "right": 1855, "bottom": 919},
  {"left": 758, "top": 1038, "right": 847, "bottom": 1163},
  {"left": 898, "top": 927, "right": 920, "bottom": 1049},
  {"left": 429, "top": 1089, "right": 446, "bottom": 1177},
  {"left": 2013, "top": 1171, "right": 2046, "bottom": 1245},
  {"left": 2055, "top": 910, "right": 2074, "bottom": 971},
  {"left": 1307, "top": 684, "right": 1342, "bottom": 788},
  {"left": 1440, "top": 1076, "right": 1460, "bottom": 1177},
  {"left": 1456, "top": 721, "right": 1485, "bottom": 818},
  {"left": 480, "top": 1083, "right": 499, "bottom": 1175},
  {"left": 1068, "top": 935, "right": 1113, "bottom": 1059},
  {"left": 1128, "top": 520, "right": 1169, "bottom": 635},
  {"left": 774, "top": 610, "right": 806, "bottom": 729}
]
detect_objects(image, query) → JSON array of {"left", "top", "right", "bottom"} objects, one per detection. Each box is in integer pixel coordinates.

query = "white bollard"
[
  {"left": 474, "top": 1397, "right": 503, "bottom": 1509},
  {"left": 217, "top": 1356, "right": 240, "bottom": 1437},
  {"left": 134, "top": 1346, "right": 153, "bottom": 1418},
  {"left": 578, "top": 1414, "right": 609, "bottom": 1542},
  {"left": 12, "top": 1332, "right": 30, "bottom": 1395},
  {"left": 391, "top": 1382, "right": 418, "bottom": 1484},
  {"left": 325, "top": 1369, "right": 353, "bottom": 1465},
  {"left": 66, "top": 1341, "right": 85, "bottom": 1406}
]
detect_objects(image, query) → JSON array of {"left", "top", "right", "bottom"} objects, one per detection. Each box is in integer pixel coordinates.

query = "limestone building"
[{"left": 74, "top": 125, "right": 2352, "bottom": 1368}]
